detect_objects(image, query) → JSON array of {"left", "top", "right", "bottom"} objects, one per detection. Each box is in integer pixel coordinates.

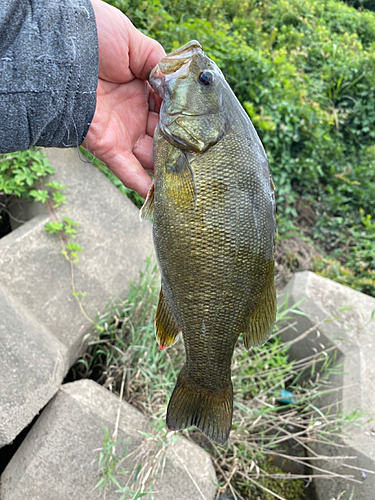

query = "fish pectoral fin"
[
  {"left": 155, "top": 288, "right": 180, "bottom": 350},
  {"left": 166, "top": 153, "right": 196, "bottom": 205},
  {"left": 243, "top": 278, "right": 276, "bottom": 349},
  {"left": 140, "top": 181, "right": 154, "bottom": 221},
  {"left": 166, "top": 367, "right": 233, "bottom": 446}
]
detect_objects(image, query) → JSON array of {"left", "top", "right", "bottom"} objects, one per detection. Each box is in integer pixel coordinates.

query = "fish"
[{"left": 141, "top": 40, "right": 276, "bottom": 445}]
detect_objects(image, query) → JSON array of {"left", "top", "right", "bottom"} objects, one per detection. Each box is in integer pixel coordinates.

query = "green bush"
[
  {"left": 0, "top": 149, "right": 55, "bottom": 201},
  {"left": 0, "top": 149, "right": 57, "bottom": 234},
  {"left": 3, "top": 2, "right": 371, "bottom": 298},
  {"left": 105, "top": 0, "right": 375, "bottom": 296}
]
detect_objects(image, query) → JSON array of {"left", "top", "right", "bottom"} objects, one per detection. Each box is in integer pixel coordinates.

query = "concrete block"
[
  {"left": 0, "top": 148, "right": 154, "bottom": 367},
  {"left": 0, "top": 379, "right": 217, "bottom": 500},
  {"left": 0, "top": 286, "right": 67, "bottom": 447},
  {"left": 278, "top": 271, "right": 375, "bottom": 500}
]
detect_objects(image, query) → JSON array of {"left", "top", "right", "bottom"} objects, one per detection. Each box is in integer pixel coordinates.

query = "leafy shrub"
[
  {"left": 314, "top": 208, "right": 375, "bottom": 295},
  {"left": 0, "top": 149, "right": 57, "bottom": 235},
  {"left": 105, "top": 0, "right": 375, "bottom": 296},
  {"left": 3, "top": 1, "right": 372, "bottom": 298},
  {"left": 0, "top": 149, "right": 55, "bottom": 202}
]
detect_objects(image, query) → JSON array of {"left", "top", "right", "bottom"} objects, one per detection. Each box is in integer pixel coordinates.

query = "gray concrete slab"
[
  {"left": 0, "top": 286, "right": 67, "bottom": 447},
  {"left": 278, "top": 271, "right": 375, "bottom": 500},
  {"left": 0, "top": 148, "right": 154, "bottom": 367},
  {"left": 0, "top": 379, "right": 217, "bottom": 500},
  {"left": 0, "top": 148, "right": 154, "bottom": 447}
]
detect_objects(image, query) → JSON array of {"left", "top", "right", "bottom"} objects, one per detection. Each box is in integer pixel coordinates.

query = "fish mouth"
[
  {"left": 158, "top": 40, "right": 202, "bottom": 75},
  {"left": 149, "top": 66, "right": 167, "bottom": 99},
  {"left": 149, "top": 40, "right": 203, "bottom": 99}
]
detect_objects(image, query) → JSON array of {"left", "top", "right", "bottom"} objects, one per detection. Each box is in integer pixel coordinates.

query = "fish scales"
[
  {"left": 141, "top": 40, "right": 276, "bottom": 445},
  {"left": 154, "top": 136, "right": 272, "bottom": 382}
]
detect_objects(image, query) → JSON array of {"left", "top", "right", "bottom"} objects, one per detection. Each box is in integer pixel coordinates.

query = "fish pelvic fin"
[
  {"left": 166, "top": 368, "right": 233, "bottom": 446},
  {"left": 155, "top": 288, "right": 180, "bottom": 349},
  {"left": 140, "top": 181, "right": 154, "bottom": 221},
  {"left": 243, "top": 277, "right": 276, "bottom": 349}
]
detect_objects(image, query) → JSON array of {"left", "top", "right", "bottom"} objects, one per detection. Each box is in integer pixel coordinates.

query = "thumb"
[
  {"left": 127, "top": 23, "right": 166, "bottom": 80},
  {"left": 91, "top": 0, "right": 165, "bottom": 82}
]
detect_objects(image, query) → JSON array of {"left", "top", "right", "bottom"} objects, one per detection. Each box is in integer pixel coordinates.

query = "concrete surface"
[
  {"left": 0, "top": 148, "right": 154, "bottom": 367},
  {"left": 278, "top": 271, "right": 375, "bottom": 500},
  {"left": 0, "top": 379, "right": 217, "bottom": 500},
  {"left": 0, "top": 148, "right": 154, "bottom": 447},
  {"left": 0, "top": 286, "right": 67, "bottom": 447}
]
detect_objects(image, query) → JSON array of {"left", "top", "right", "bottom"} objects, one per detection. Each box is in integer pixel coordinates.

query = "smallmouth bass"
[{"left": 141, "top": 41, "right": 276, "bottom": 445}]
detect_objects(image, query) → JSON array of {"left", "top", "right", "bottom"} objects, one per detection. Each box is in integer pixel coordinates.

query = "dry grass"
[{"left": 69, "top": 259, "right": 373, "bottom": 500}]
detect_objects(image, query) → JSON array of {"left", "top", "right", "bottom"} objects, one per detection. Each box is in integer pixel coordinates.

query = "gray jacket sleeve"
[{"left": 0, "top": 0, "right": 98, "bottom": 153}]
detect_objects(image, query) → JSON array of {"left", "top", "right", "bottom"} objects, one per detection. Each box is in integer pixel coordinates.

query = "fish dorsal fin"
[
  {"left": 140, "top": 182, "right": 154, "bottom": 221},
  {"left": 166, "top": 153, "right": 197, "bottom": 207},
  {"left": 243, "top": 278, "right": 276, "bottom": 349},
  {"left": 155, "top": 288, "right": 180, "bottom": 350}
]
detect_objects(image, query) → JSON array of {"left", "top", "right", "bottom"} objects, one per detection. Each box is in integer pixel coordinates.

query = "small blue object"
[{"left": 277, "top": 389, "right": 299, "bottom": 405}]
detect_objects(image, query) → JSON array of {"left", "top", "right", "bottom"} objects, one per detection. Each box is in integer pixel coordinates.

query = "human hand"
[{"left": 85, "top": 0, "right": 165, "bottom": 198}]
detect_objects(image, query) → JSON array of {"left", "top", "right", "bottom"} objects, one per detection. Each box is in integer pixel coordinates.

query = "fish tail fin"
[{"left": 166, "top": 368, "right": 233, "bottom": 445}]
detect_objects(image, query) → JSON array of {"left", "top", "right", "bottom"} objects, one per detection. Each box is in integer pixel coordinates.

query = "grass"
[{"left": 68, "top": 259, "right": 373, "bottom": 500}]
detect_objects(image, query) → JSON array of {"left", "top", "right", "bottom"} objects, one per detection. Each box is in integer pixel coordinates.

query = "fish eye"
[{"left": 198, "top": 70, "right": 214, "bottom": 86}]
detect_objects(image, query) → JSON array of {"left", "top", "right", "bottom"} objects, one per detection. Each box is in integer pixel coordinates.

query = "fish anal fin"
[
  {"left": 155, "top": 288, "right": 180, "bottom": 349},
  {"left": 243, "top": 278, "right": 276, "bottom": 350},
  {"left": 166, "top": 368, "right": 233, "bottom": 446},
  {"left": 140, "top": 181, "right": 154, "bottom": 221}
]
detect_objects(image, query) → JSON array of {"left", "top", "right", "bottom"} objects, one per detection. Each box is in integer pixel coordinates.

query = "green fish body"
[{"left": 141, "top": 41, "right": 276, "bottom": 445}]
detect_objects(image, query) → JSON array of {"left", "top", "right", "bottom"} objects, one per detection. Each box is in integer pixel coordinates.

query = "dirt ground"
[{"left": 275, "top": 236, "right": 320, "bottom": 294}]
